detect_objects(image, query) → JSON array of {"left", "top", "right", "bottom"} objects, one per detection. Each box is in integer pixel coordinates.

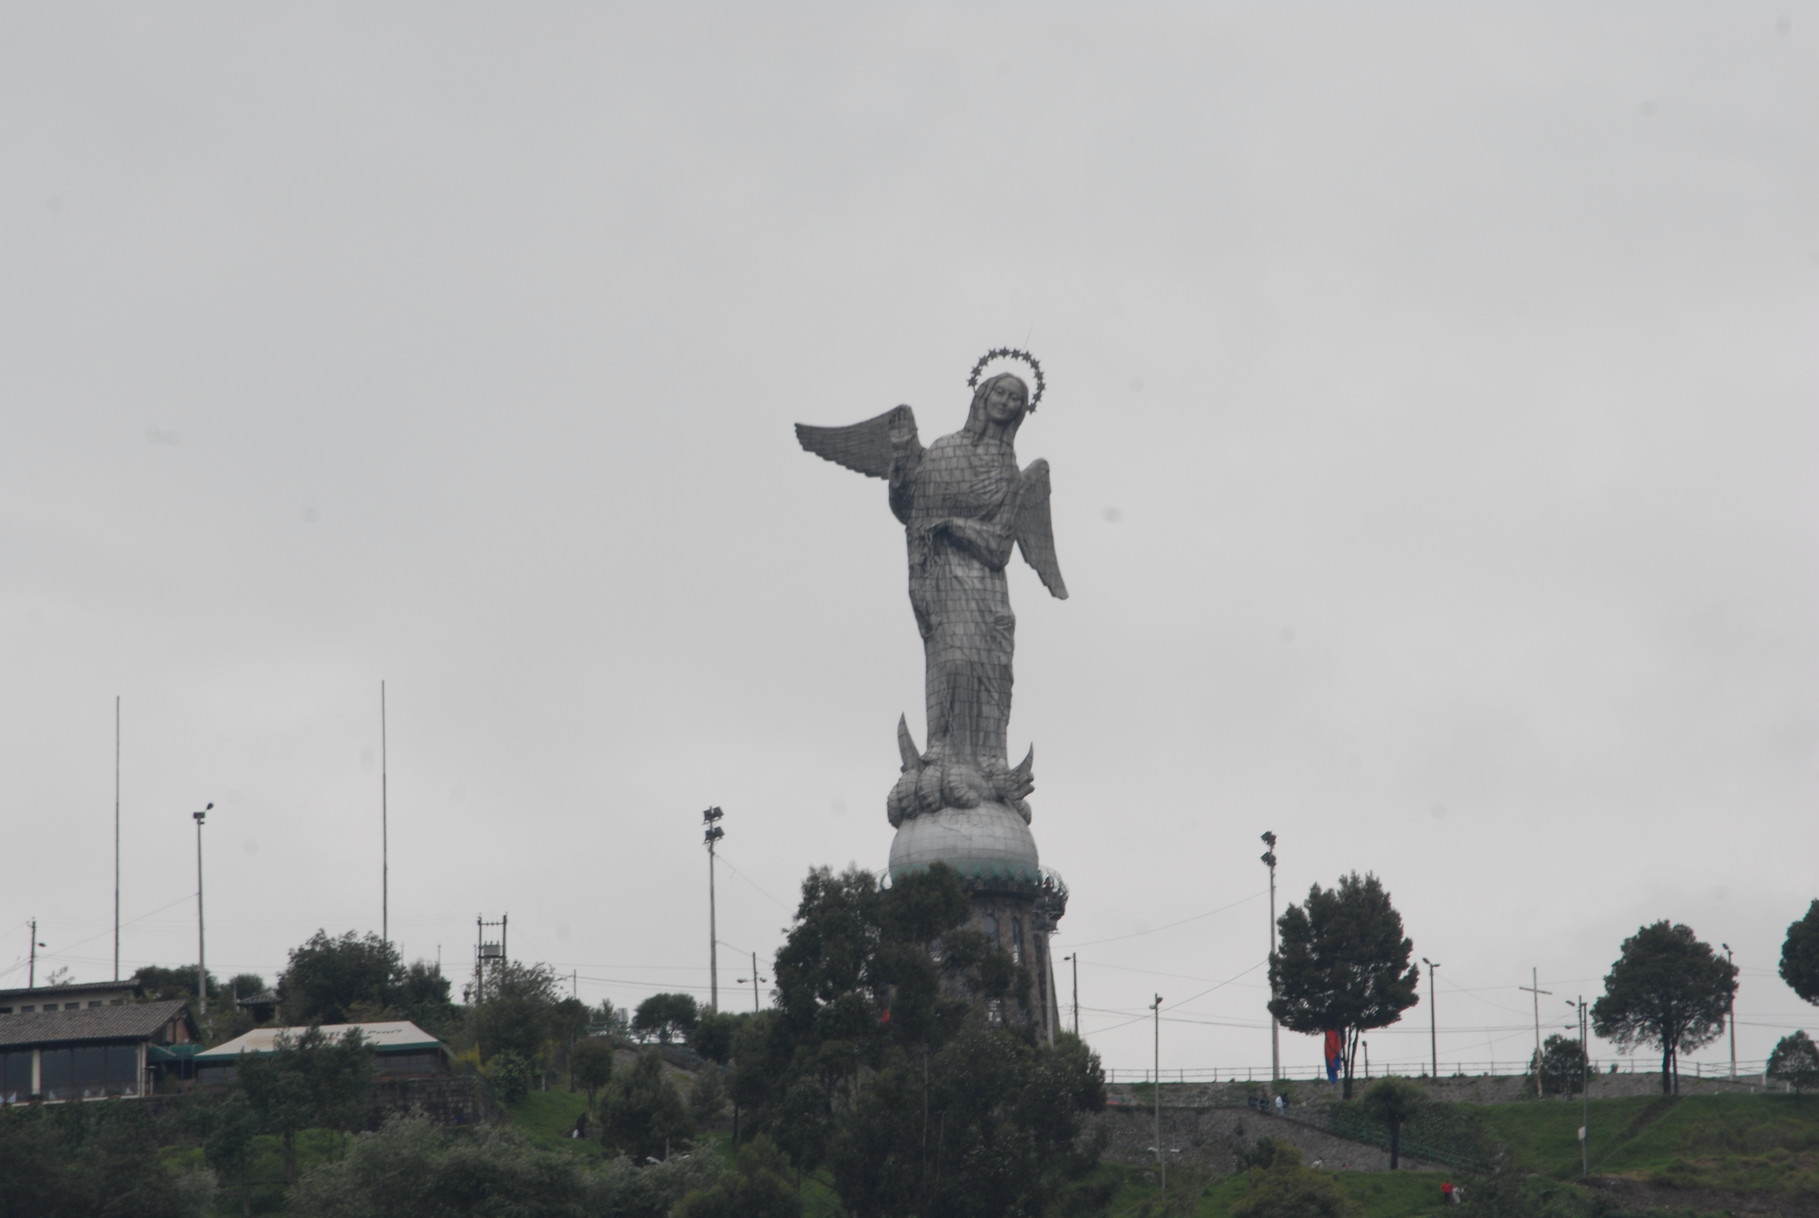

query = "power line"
[{"left": 1062, "top": 890, "right": 1265, "bottom": 948}]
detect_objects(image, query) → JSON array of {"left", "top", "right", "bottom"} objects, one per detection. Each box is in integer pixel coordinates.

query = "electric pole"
[
  {"left": 1422, "top": 957, "right": 1440, "bottom": 1078},
  {"left": 1261, "top": 831, "right": 1279, "bottom": 1082},
  {"left": 1520, "top": 968, "right": 1552, "bottom": 1097},
  {"left": 1151, "top": 993, "right": 1164, "bottom": 1202},
  {"left": 1062, "top": 952, "right": 1079, "bottom": 1036},
  {"left": 194, "top": 803, "right": 213, "bottom": 1016},
  {"left": 1723, "top": 943, "right": 1736, "bottom": 1080}
]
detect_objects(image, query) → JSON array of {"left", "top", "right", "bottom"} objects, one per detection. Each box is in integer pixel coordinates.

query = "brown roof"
[{"left": 0, "top": 1000, "right": 192, "bottom": 1049}]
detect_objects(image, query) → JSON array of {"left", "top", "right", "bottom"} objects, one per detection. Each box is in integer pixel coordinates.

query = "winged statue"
[{"left": 796, "top": 356, "right": 1066, "bottom": 826}]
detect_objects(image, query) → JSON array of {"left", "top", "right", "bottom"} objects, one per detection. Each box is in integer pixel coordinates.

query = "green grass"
[
  {"left": 1107, "top": 1165, "right": 1449, "bottom": 1217},
  {"left": 504, "top": 1086, "right": 596, "bottom": 1154},
  {"left": 1481, "top": 1092, "right": 1819, "bottom": 1189}
]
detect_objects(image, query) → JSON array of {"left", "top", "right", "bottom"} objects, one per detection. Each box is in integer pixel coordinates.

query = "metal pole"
[
  {"left": 381, "top": 680, "right": 388, "bottom": 946},
  {"left": 28, "top": 920, "right": 37, "bottom": 989},
  {"left": 1151, "top": 993, "right": 1164, "bottom": 1202},
  {"left": 752, "top": 951, "right": 761, "bottom": 1013},
  {"left": 114, "top": 696, "right": 121, "bottom": 982},
  {"left": 708, "top": 842, "right": 717, "bottom": 1012},
  {"left": 1723, "top": 944, "right": 1736, "bottom": 1080},
  {"left": 703, "top": 807, "right": 724, "bottom": 1013},
  {"left": 1069, "top": 953, "right": 1080, "bottom": 1037},
  {"left": 194, "top": 804, "right": 212, "bottom": 1016},
  {"left": 1422, "top": 957, "right": 1439, "bottom": 1077},
  {"left": 1578, "top": 997, "right": 1589, "bottom": 1177},
  {"left": 1262, "top": 832, "right": 1279, "bottom": 1082}
]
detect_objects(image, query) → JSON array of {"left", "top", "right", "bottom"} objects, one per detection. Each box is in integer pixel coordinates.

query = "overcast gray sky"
[{"left": 4, "top": 3, "right": 1815, "bottom": 1079}]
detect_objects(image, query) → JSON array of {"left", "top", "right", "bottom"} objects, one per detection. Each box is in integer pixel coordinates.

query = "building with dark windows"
[
  {"left": 0, "top": 999, "right": 199, "bottom": 1103},
  {"left": 0, "top": 979, "right": 141, "bottom": 1015}
]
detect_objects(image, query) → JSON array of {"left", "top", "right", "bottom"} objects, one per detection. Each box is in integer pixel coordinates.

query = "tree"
[
  {"left": 203, "top": 1091, "right": 260, "bottom": 1217},
  {"left": 674, "top": 1135, "right": 800, "bottom": 1218},
  {"left": 397, "top": 961, "right": 459, "bottom": 1038},
  {"left": 228, "top": 972, "right": 268, "bottom": 999},
  {"left": 1359, "top": 1077, "right": 1425, "bottom": 1170},
  {"left": 1780, "top": 900, "right": 1819, "bottom": 1007},
  {"left": 237, "top": 1026, "right": 375, "bottom": 1182},
  {"left": 689, "top": 1010, "right": 741, "bottom": 1064},
  {"left": 468, "top": 960, "right": 565, "bottom": 1066},
  {"left": 132, "top": 964, "right": 219, "bottom": 1005},
  {"left": 602, "top": 1049, "right": 694, "bottom": 1162},
  {"left": 633, "top": 992, "right": 700, "bottom": 1044},
  {"left": 279, "top": 930, "right": 405, "bottom": 1025},
  {"left": 690, "top": 1066, "right": 728, "bottom": 1128},
  {"left": 736, "top": 863, "right": 1108, "bottom": 1218},
  {"left": 1527, "top": 1034, "right": 1590, "bottom": 1097},
  {"left": 572, "top": 1037, "right": 616, "bottom": 1111},
  {"left": 1267, "top": 872, "right": 1420, "bottom": 1099},
  {"left": 1229, "top": 1142, "right": 1362, "bottom": 1218},
  {"left": 594, "top": 997, "right": 631, "bottom": 1040},
  {"left": 1592, "top": 921, "right": 1736, "bottom": 1095},
  {"left": 286, "top": 1111, "right": 723, "bottom": 1218},
  {"left": 1768, "top": 1030, "right": 1819, "bottom": 1100},
  {"left": 0, "top": 1101, "right": 212, "bottom": 1218},
  {"left": 487, "top": 1050, "right": 533, "bottom": 1105}
]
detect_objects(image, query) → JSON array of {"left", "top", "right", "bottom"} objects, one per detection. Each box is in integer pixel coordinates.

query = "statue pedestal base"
[
  {"left": 888, "top": 802, "right": 1066, "bottom": 1044},
  {"left": 888, "top": 801, "right": 1040, "bottom": 885}
]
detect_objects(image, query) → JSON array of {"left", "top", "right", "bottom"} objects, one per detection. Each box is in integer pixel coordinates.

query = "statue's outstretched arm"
[
  {"left": 795, "top": 405, "right": 921, "bottom": 480},
  {"left": 1015, "top": 460, "right": 1068, "bottom": 599}
]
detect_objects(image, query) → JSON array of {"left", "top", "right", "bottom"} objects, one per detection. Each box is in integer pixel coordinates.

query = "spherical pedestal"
[{"left": 887, "top": 801, "right": 1041, "bottom": 885}]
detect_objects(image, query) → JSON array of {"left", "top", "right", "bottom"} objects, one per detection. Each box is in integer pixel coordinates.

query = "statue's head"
[{"left": 965, "top": 373, "right": 1029, "bottom": 440}]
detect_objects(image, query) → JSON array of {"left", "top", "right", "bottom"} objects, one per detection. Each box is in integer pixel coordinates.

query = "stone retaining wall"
[{"left": 1092, "top": 1101, "right": 1444, "bottom": 1174}]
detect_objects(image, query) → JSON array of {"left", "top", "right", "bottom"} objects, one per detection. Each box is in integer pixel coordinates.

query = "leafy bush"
[
  {"left": 674, "top": 1135, "right": 800, "bottom": 1218},
  {"left": 1229, "top": 1146, "right": 1362, "bottom": 1218},
  {"left": 288, "top": 1111, "right": 722, "bottom": 1218},
  {"left": 601, "top": 1050, "right": 693, "bottom": 1161},
  {"left": 0, "top": 1102, "right": 214, "bottom": 1218},
  {"left": 488, "top": 1049, "right": 534, "bottom": 1105}
]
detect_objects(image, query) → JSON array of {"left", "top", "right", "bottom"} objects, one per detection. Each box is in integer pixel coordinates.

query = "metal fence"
[{"left": 1105, "top": 1057, "right": 1774, "bottom": 1085}]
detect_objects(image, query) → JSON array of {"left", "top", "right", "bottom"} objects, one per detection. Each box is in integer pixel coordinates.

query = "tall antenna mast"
[
  {"left": 381, "top": 680, "right": 389, "bottom": 945},
  {"left": 114, "top": 696, "right": 121, "bottom": 981}
]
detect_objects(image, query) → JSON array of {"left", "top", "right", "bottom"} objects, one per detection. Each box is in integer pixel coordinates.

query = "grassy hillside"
[
  {"left": 1481, "top": 1092, "right": 1819, "bottom": 1197},
  {"left": 1101, "top": 1091, "right": 1819, "bottom": 1217}
]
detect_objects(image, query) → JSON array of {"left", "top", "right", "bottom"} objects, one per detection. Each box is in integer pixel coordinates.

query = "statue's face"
[{"left": 984, "top": 376, "right": 1029, "bottom": 425}]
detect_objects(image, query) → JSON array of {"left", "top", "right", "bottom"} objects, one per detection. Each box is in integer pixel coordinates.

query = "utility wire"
[{"left": 1062, "top": 890, "right": 1264, "bottom": 948}]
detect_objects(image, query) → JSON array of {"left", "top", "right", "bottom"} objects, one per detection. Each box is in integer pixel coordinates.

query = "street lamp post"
[
  {"left": 193, "top": 803, "right": 213, "bottom": 1017},
  {"left": 1567, "top": 997, "right": 1589, "bottom": 1177},
  {"left": 1062, "top": 953, "right": 1079, "bottom": 1037},
  {"left": 1422, "top": 957, "right": 1440, "bottom": 1078},
  {"left": 1261, "top": 832, "right": 1279, "bottom": 1082},
  {"left": 702, "top": 807, "right": 724, "bottom": 1012}
]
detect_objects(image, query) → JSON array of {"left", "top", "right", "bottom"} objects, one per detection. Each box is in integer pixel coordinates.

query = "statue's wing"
[
  {"left": 794, "top": 405, "right": 920, "bottom": 479},
  {"left": 1015, "top": 459, "right": 1068, "bottom": 599}
]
